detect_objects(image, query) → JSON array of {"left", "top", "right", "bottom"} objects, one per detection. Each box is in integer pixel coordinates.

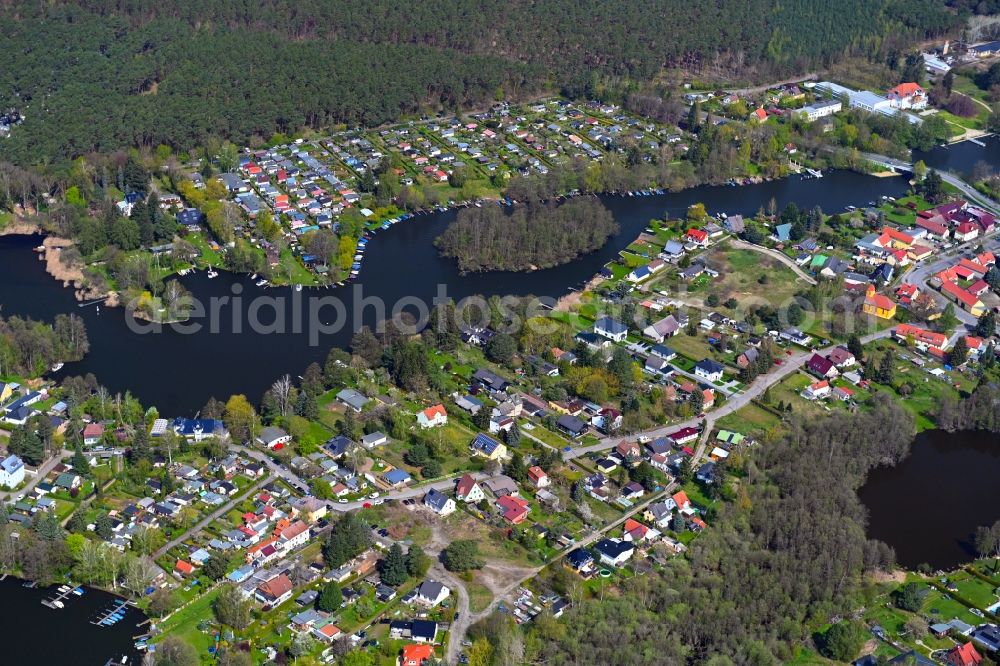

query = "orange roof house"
[
  {"left": 958, "top": 258, "right": 987, "bottom": 277},
  {"left": 941, "top": 280, "right": 986, "bottom": 316},
  {"left": 401, "top": 644, "right": 435, "bottom": 666},
  {"left": 686, "top": 228, "right": 708, "bottom": 244},
  {"left": 945, "top": 642, "right": 983, "bottom": 666},
  {"left": 863, "top": 284, "right": 896, "bottom": 319},
  {"left": 623, "top": 518, "right": 652, "bottom": 542},
  {"left": 174, "top": 559, "right": 195, "bottom": 576},
  {"left": 750, "top": 108, "right": 768, "bottom": 122},
  {"left": 880, "top": 226, "right": 913, "bottom": 248},
  {"left": 417, "top": 404, "right": 448, "bottom": 428},
  {"left": 894, "top": 324, "right": 947, "bottom": 350},
  {"left": 671, "top": 490, "right": 693, "bottom": 514},
  {"left": 527, "top": 466, "right": 550, "bottom": 488},
  {"left": 895, "top": 283, "right": 919, "bottom": 305}
]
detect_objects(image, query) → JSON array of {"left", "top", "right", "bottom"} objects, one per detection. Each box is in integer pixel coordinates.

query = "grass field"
[
  {"left": 155, "top": 586, "right": 221, "bottom": 660},
  {"left": 696, "top": 244, "right": 807, "bottom": 310},
  {"left": 715, "top": 402, "right": 782, "bottom": 436}
]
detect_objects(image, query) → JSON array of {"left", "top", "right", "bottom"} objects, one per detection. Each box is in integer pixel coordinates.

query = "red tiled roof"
[
  {"left": 421, "top": 404, "right": 447, "bottom": 420},
  {"left": 402, "top": 644, "right": 435, "bottom": 666},
  {"left": 942, "top": 280, "right": 982, "bottom": 308},
  {"left": 894, "top": 324, "right": 947, "bottom": 348},
  {"left": 889, "top": 82, "right": 923, "bottom": 97}
]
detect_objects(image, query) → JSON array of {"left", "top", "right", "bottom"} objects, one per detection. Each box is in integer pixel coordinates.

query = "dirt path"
[{"left": 727, "top": 238, "right": 817, "bottom": 285}]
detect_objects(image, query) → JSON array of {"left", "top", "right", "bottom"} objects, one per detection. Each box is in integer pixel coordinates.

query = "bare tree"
[{"left": 269, "top": 375, "right": 294, "bottom": 417}]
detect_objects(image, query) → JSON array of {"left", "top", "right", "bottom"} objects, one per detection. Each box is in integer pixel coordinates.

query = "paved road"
[
  {"left": 0, "top": 449, "right": 72, "bottom": 502},
  {"left": 900, "top": 236, "right": 1000, "bottom": 328},
  {"left": 565, "top": 328, "right": 893, "bottom": 461},
  {"left": 861, "top": 152, "right": 1000, "bottom": 215},
  {"left": 152, "top": 474, "right": 277, "bottom": 559}
]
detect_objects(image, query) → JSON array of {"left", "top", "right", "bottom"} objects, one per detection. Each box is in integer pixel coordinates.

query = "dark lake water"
[
  {"left": 915, "top": 133, "right": 1000, "bottom": 177},
  {"left": 0, "top": 578, "right": 145, "bottom": 664},
  {"left": 858, "top": 429, "right": 1000, "bottom": 571},
  {"left": 0, "top": 170, "right": 910, "bottom": 414}
]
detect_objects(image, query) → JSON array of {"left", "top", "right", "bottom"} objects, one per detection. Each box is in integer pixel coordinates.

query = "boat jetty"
[
  {"left": 91, "top": 598, "right": 134, "bottom": 627},
  {"left": 41, "top": 584, "right": 85, "bottom": 609}
]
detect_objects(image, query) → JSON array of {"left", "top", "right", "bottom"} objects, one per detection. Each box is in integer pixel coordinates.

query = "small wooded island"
[{"left": 435, "top": 198, "right": 619, "bottom": 273}]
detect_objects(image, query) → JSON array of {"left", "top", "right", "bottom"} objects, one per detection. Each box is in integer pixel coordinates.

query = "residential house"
[
  {"left": 807, "top": 354, "right": 839, "bottom": 379},
  {"left": 693, "top": 359, "right": 724, "bottom": 382},
  {"left": 736, "top": 347, "right": 759, "bottom": 369},
  {"left": 172, "top": 418, "right": 228, "bottom": 442},
  {"left": 556, "top": 414, "right": 588, "bottom": 438},
  {"left": 644, "top": 502, "right": 674, "bottom": 529},
  {"left": 482, "top": 475, "right": 519, "bottom": 498},
  {"left": 401, "top": 644, "right": 435, "bottom": 666},
  {"left": 256, "top": 574, "right": 295, "bottom": 607},
  {"left": 566, "top": 548, "right": 595, "bottom": 574},
  {"left": 383, "top": 469, "right": 412, "bottom": 487},
  {"left": 668, "top": 427, "right": 700, "bottom": 446},
  {"left": 643, "top": 315, "right": 681, "bottom": 343},
  {"left": 472, "top": 368, "right": 510, "bottom": 393},
  {"left": 828, "top": 346, "right": 856, "bottom": 368},
  {"left": 833, "top": 386, "right": 855, "bottom": 402},
  {"left": 527, "top": 466, "right": 550, "bottom": 489},
  {"left": 591, "top": 408, "right": 622, "bottom": 433},
  {"left": 620, "top": 481, "right": 645, "bottom": 501},
  {"left": 593, "top": 538, "right": 635, "bottom": 567},
  {"left": 0, "top": 455, "right": 25, "bottom": 489},
  {"left": 361, "top": 432, "right": 388, "bottom": 449},
  {"left": 894, "top": 324, "right": 948, "bottom": 352},
  {"left": 257, "top": 426, "right": 292, "bottom": 450},
  {"left": 685, "top": 228, "right": 709, "bottom": 245},
  {"left": 672, "top": 490, "right": 694, "bottom": 516},
  {"left": 82, "top": 423, "right": 105, "bottom": 446},
  {"left": 803, "top": 380, "right": 831, "bottom": 400},
  {"left": 650, "top": 345, "right": 677, "bottom": 361},
  {"left": 455, "top": 473, "right": 485, "bottom": 503},
  {"left": 972, "top": 624, "right": 1000, "bottom": 652},
  {"left": 623, "top": 518, "right": 658, "bottom": 543},
  {"left": 470, "top": 433, "right": 507, "bottom": 460},
  {"left": 594, "top": 316, "right": 628, "bottom": 343},
  {"left": 454, "top": 395, "right": 483, "bottom": 415},
  {"left": 416, "top": 404, "right": 448, "bottom": 429},
  {"left": 645, "top": 355, "right": 673, "bottom": 377},
  {"left": 944, "top": 642, "right": 983, "bottom": 666},
  {"left": 415, "top": 580, "right": 451, "bottom": 607},
  {"left": 423, "top": 489, "right": 456, "bottom": 516},
  {"left": 336, "top": 388, "right": 370, "bottom": 412},
  {"left": 389, "top": 620, "right": 438, "bottom": 644},
  {"left": 497, "top": 495, "right": 530, "bottom": 524}
]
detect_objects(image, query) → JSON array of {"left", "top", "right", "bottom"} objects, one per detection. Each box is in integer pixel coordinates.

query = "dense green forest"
[
  {"left": 0, "top": 314, "right": 89, "bottom": 377},
  {"left": 505, "top": 396, "right": 914, "bottom": 664},
  {"left": 435, "top": 198, "right": 619, "bottom": 273},
  {"left": 0, "top": 0, "right": 960, "bottom": 164}
]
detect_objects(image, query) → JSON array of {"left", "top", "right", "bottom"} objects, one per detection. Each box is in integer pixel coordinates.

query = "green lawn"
[
  {"left": 154, "top": 587, "right": 221, "bottom": 661},
  {"left": 715, "top": 402, "right": 782, "bottom": 436}
]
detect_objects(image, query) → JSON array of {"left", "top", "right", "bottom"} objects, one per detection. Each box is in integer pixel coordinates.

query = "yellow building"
[{"left": 863, "top": 284, "right": 897, "bottom": 320}]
